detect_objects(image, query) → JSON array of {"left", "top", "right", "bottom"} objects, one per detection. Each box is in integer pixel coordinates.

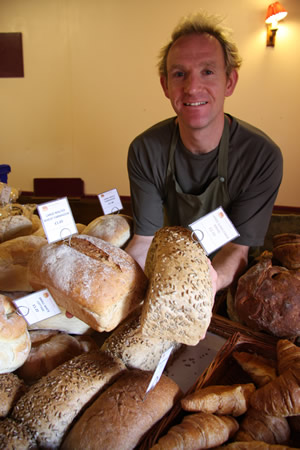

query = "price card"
[
  {"left": 37, "top": 197, "right": 78, "bottom": 244},
  {"left": 98, "top": 188, "right": 123, "bottom": 215},
  {"left": 144, "top": 346, "right": 173, "bottom": 398},
  {"left": 0, "top": 184, "right": 11, "bottom": 204},
  {"left": 189, "top": 207, "right": 240, "bottom": 255},
  {"left": 13, "top": 289, "right": 61, "bottom": 325}
]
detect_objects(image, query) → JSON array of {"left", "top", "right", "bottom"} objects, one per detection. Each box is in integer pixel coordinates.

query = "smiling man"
[{"left": 125, "top": 12, "right": 283, "bottom": 298}]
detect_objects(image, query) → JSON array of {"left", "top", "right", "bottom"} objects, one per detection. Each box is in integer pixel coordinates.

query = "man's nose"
[{"left": 184, "top": 73, "right": 201, "bottom": 94}]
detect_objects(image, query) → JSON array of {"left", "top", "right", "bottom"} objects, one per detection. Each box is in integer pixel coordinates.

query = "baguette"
[{"left": 28, "top": 235, "right": 148, "bottom": 332}]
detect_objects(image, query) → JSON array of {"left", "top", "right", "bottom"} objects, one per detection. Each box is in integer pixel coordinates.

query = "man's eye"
[
  {"left": 203, "top": 69, "right": 213, "bottom": 75},
  {"left": 173, "top": 71, "right": 184, "bottom": 78}
]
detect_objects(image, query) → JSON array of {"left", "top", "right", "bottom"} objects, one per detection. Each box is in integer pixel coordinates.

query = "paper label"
[
  {"left": 189, "top": 207, "right": 240, "bottom": 255},
  {"left": 98, "top": 188, "right": 123, "bottom": 215},
  {"left": 13, "top": 289, "right": 61, "bottom": 325},
  {"left": 0, "top": 184, "right": 11, "bottom": 204},
  {"left": 145, "top": 346, "right": 173, "bottom": 396},
  {"left": 37, "top": 197, "right": 78, "bottom": 244}
]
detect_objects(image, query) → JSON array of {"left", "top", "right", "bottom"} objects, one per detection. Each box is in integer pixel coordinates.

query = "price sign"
[
  {"left": 13, "top": 289, "right": 61, "bottom": 325},
  {"left": 98, "top": 188, "right": 123, "bottom": 215},
  {"left": 0, "top": 184, "right": 11, "bottom": 204},
  {"left": 144, "top": 346, "right": 173, "bottom": 398},
  {"left": 37, "top": 197, "right": 78, "bottom": 244}
]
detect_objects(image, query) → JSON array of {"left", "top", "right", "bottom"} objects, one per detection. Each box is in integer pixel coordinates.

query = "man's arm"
[
  {"left": 212, "top": 242, "right": 249, "bottom": 292},
  {"left": 125, "top": 234, "right": 154, "bottom": 270}
]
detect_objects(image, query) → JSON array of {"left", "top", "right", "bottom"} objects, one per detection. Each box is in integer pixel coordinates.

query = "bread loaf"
[
  {"left": 234, "top": 255, "right": 300, "bottom": 338},
  {"left": 28, "top": 306, "right": 91, "bottom": 334},
  {"left": 28, "top": 235, "right": 148, "bottom": 332},
  {"left": 16, "top": 331, "right": 98, "bottom": 383},
  {"left": 12, "top": 350, "right": 126, "bottom": 449},
  {"left": 0, "top": 215, "right": 33, "bottom": 243},
  {"left": 141, "top": 226, "right": 213, "bottom": 345},
  {"left": 0, "top": 372, "right": 27, "bottom": 418},
  {"left": 61, "top": 369, "right": 181, "bottom": 450},
  {"left": 0, "top": 417, "right": 38, "bottom": 450},
  {"left": 0, "top": 295, "right": 31, "bottom": 373},
  {"left": 82, "top": 214, "right": 133, "bottom": 248},
  {"left": 0, "top": 235, "right": 47, "bottom": 291},
  {"left": 273, "top": 233, "right": 300, "bottom": 269},
  {"left": 101, "top": 306, "right": 181, "bottom": 371}
]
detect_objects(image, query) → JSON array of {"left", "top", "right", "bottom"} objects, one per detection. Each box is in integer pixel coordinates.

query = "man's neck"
[{"left": 178, "top": 116, "right": 225, "bottom": 155}]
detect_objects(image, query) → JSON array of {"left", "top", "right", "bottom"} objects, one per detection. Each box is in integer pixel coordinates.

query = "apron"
[{"left": 164, "top": 117, "right": 231, "bottom": 228}]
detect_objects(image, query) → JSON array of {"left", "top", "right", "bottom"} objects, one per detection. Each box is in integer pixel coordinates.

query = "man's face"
[{"left": 161, "top": 33, "right": 238, "bottom": 133}]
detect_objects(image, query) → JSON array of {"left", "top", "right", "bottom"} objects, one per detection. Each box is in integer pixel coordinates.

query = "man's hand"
[
  {"left": 207, "top": 258, "right": 218, "bottom": 300},
  {"left": 125, "top": 234, "right": 154, "bottom": 270},
  {"left": 212, "top": 242, "right": 249, "bottom": 292}
]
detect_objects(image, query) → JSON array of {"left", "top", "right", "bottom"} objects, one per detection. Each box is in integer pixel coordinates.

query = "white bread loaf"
[
  {"left": 0, "top": 235, "right": 47, "bottom": 291},
  {"left": 0, "top": 295, "right": 31, "bottom": 374},
  {"left": 12, "top": 350, "right": 126, "bottom": 449},
  {"left": 28, "top": 306, "right": 91, "bottom": 334},
  {"left": 16, "top": 331, "right": 99, "bottom": 384},
  {"left": 101, "top": 306, "right": 181, "bottom": 371},
  {"left": 28, "top": 234, "right": 148, "bottom": 332},
  {"left": 141, "top": 226, "right": 213, "bottom": 345},
  {"left": 0, "top": 372, "right": 27, "bottom": 418},
  {"left": 61, "top": 369, "right": 182, "bottom": 450},
  {"left": 0, "top": 215, "right": 33, "bottom": 243},
  {"left": 0, "top": 417, "right": 38, "bottom": 450},
  {"left": 82, "top": 214, "right": 133, "bottom": 247}
]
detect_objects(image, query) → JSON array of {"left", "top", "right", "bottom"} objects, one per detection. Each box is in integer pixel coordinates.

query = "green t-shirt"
[{"left": 127, "top": 114, "right": 283, "bottom": 247}]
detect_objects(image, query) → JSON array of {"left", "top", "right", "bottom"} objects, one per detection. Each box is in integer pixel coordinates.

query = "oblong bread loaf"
[
  {"left": 12, "top": 350, "right": 126, "bottom": 449},
  {"left": 82, "top": 214, "right": 133, "bottom": 247},
  {"left": 0, "top": 417, "right": 38, "bottom": 450},
  {"left": 61, "top": 369, "right": 181, "bottom": 450},
  {"left": 142, "top": 226, "right": 213, "bottom": 345},
  {"left": 28, "top": 235, "right": 148, "bottom": 332}
]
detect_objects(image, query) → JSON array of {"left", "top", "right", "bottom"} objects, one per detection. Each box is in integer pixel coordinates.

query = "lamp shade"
[{"left": 265, "top": 2, "right": 288, "bottom": 24}]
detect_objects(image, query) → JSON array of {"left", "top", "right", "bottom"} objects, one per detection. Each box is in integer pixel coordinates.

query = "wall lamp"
[{"left": 265, "top": 2, "right": 288, "bottom": 47}]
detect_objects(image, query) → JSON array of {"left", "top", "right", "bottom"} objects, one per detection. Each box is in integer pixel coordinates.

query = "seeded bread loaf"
[
  {"left": 141, "top": 226, "right": 213, "bottom": 346},
  {"left": 12, "top": 350, "right": 126, "bottom": 449},
  {"left": 101, "top": 306, "right": 181, "bottom": 371},
  {"left": 0, "top": 417, "right": 38, "bottom": 450},
  {"left": 28, "top": 235, "right": 148, "bottom": 332},
  {"left": 0, "top": 372, "right": 27, "bottom": 418}
]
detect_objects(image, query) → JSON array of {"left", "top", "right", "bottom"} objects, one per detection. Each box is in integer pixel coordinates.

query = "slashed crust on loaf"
[
  {"left": 61, "top": 369, "right": 182, "bottom": 450},
  {"left": 12, "top": 350, "right": 126, "bottom": 449},
  {"left": 141, "top": 226, "right": 213, "bottom": 345},
  {"left": 28, "top": 235, "right": 148, "bottom": 332}
]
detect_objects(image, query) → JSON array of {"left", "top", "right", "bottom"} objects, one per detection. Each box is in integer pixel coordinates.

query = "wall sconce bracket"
[{"left": 266, "top": 23, "right": 277, "bottom": 46}]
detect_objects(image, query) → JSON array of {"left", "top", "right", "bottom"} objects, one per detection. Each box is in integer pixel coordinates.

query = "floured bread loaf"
[
  {"left": 0, "top": 295, "right": 31, "bottom": 373},
  {"left": 141, "top": 226, "right": 213, "bottom": 345},
  {"left": 82, "top": 214, "right": 133, "bottom": 248},
  {"left": 0, "top": 215, "right": 33, "bottom": 243},
  {"left": 0, "top": 372, "right": 27, "bottom": 418},
  {"left": 61, "top": 369, "right": 181, "bottom": 450},
  {"left": 0, "top": 235, "right": 47, "bottom": 291},
  {"left": 101, "top": 306, "right": 181, "bottom": 371},
  {"left": 12, "top": 350, "right": 126, "bottom": 449},
  {"left": 28, "top": 235, "right": 148, "bottom": 332}
]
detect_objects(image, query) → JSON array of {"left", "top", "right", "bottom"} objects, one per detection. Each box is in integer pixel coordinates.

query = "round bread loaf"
[
  {"left": 101, "top": 306, "right": 181, "bottom": 371},
  {"left": 61, "top": 369, "right": 182, "bottom": 450},
  {"left": 234, "top": 255, "right": 300, "bottom": 337},
  {"left": 0, "top": 215, "right": 33, "bottom": 243},
  {"left": 273, "top": 233, "right": 300, "bottom": 269},
  {"left": 0, "top": 235, "right": 47, "bottom": 291},
  {"left": 82, "top": 214, "right": 133, "bottom": 248},
  {"left": 0, "top": 372, "right": 27, "bottom": 418},
  {"left": 142, "top": 226, "right": 213, "bottom": 346},
  {"left": 28, "top": 235, "right": 148, "bottom": 332},
  {"left": 0, "top": 417, "right": 38, "bottom": 449},
  {"left": 17, "top": 331, "right": 98, "bottom": 383},
  {"left": 12, "top": 350, "right": 126, "bottom": 449},
  {"left": 0, "top": 295, "right": 31, "bottom": 373}
]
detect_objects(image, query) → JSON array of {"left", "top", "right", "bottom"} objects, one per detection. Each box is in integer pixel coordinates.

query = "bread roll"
[
  {"left": 0, "top": 235, "right": 47, "bottom": 291},
  {"left": 0, "top": 417, "right": 38, "bottom": 450},
  {"left": 0, "top": 295, "right": 31, "bottom": 373},
  {"left": 214, "top": 442, "right": 298, "bottom": 449},
  {"left": 233, "top": 351, "right": 277, "bottom": 387},
  {"left": 61, "top": 369, "right": 181, "bottom": 450},
  {"left": 277, "top": 339, "right": 300, "bottom": 374},
  {"left": 82, "top": 214, "right": 133, "bottom": 247},
  {"left": 101, "top": 306, "right": 181, "bottom": 371},
  {"left": 16, "top": 331, "right": 98, "bottom": 383},
  {"left": 0, "top": 372, "right": 27, "bottom": 418},
  {"left": 28, "top": 235, "right": 148, "bottom": 332},
  {"left": 12, "top": 350, "right": 126, "bottom": 449},
  {"left": 141, "top": 226, "right": 213, "bottom": 345}
]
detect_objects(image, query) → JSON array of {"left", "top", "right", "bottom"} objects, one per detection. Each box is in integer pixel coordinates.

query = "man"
[{"left": 125, "top": 12, "right": 283, "bottom": 298}]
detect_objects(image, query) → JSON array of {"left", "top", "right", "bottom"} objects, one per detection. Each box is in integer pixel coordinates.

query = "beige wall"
[{"left": 1, "top": 0, "right": 299, "bottom": 206}]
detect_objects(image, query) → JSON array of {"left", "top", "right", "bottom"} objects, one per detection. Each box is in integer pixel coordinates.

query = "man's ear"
[
  {"left": 160, "top": 75, "right": 170, "bottom": 99},
  {"left": 225, "top": 69, "right": 239, "bottom": 98}
]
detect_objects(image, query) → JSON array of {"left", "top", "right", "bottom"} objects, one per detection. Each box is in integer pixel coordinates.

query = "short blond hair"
[{"left": 158, "top": 11, "right": 242, "bottom": 78}]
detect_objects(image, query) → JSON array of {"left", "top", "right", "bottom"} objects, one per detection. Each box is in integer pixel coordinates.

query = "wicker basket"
[{"left": 137, "top": 331, "right": 300, "bottom": 449}]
